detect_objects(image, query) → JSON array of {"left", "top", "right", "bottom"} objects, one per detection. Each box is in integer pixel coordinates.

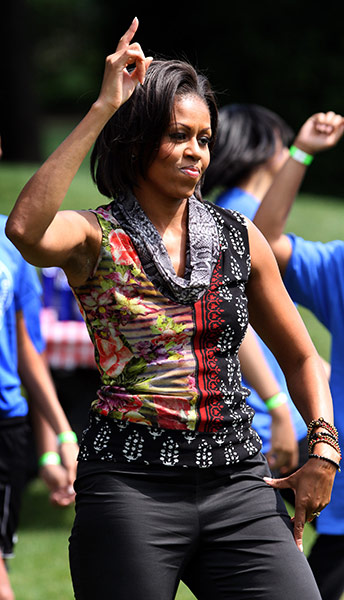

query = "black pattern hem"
[{"left": 78, "top": 411, "right": 262, "bottom": 469}]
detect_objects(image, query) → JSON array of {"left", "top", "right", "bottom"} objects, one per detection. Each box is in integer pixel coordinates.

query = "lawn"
[{"left": 1, "top": 123, "right": 344, "bottom": 599}]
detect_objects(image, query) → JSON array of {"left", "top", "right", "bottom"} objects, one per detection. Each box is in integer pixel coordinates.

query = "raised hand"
[
  {"left": 96, "top": 17, "right": 153, "bottom": 115},
  {"left": 294, "top": 110, "right": 344, "bottom": 155}
]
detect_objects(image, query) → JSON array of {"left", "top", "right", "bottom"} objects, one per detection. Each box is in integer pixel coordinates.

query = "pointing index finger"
[{"left": 117, "top": 17, "right": 139, "bottom": 50}]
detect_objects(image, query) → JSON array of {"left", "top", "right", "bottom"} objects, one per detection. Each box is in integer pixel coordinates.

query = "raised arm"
[
  {"left": 245, "top": 219, "right": 340, "bottom": 551},
  {"left": 5, "top": 18, "right": 152, "bottom": 287},
  {"left": 239, "top": 325, "right": 298, "bottom": 472},
  {"left": 253, "top": 111, "right": 344, "bottom": 276}
]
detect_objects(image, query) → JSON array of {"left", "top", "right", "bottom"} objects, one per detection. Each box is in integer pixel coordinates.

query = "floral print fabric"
[{"left": 74, "top": 200, "right": 262, "bottom": 467}]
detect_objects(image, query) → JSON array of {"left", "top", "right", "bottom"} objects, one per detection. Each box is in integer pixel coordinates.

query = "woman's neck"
[{"left": 133, "top": 189, "right": 188, "bottom": 237}]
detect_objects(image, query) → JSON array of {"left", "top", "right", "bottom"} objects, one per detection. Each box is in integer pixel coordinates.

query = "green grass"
[{"left": 2, "top": 121, "right": 344, "bottom": 599}]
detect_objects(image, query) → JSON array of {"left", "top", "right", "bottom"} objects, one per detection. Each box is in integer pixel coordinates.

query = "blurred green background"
[{"left": 1, "top": 0, "right": 344, "bottom": 195}]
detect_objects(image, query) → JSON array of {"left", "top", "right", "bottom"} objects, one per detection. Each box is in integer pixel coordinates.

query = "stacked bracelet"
[
  {"left": 265, "top": 392, "right": 287, "bottom": 412},
  {"left": 308, "top": 431, "right": 341, "bottom": 457},
  {"left": 57, "top": 430, "right": 78, "bottom": 445},
  {"left": 38, "top": 451, "right": 61, "bottom": 468},
  {"left": 289, "top": 145, "right": 314, "bottom": 166},
  {"left": 309, "top": 454, "right": 341, "bottom": 472},
  {"left": 307, "top": 417, "right": 339, "bottom": 443},
  {"left": 307, "top": 417, "right": 342, "bottom": 464}
]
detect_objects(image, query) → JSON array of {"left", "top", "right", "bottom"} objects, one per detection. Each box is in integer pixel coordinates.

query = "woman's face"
[{"left": 137, "top": 94, "right": 212, "bottom": 203}]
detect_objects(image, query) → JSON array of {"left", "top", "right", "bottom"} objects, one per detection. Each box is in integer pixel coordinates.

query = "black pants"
[
  {"left": 0, "top": 418, "right": 30, "bottom": 558},
  {"left": 69, "top": 453, "right": 321, "bottom": 600}
]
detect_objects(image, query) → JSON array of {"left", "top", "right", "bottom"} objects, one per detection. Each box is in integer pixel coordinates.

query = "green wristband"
[
  {"left": 265, "top": 392, "right": 288, "bottom": 412},
  {"left": 57, "top": 430, "right": 78, "bottom": 445},
  {"left": 38, "top": 451, "right": 61, "bottom": 467},
  {"left": 289, "top": 145, "right": 314, "bottom": 166}
]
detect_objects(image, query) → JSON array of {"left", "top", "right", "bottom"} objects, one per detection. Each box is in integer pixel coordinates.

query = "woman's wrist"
[
  {"left": 307, "top": 417, "right": 341, "bottom": 471},
  {"left": 91, "top": 98, "right": 118, "bottom": 123},
  {"left": 308, "top": 453, "right": 341, "bottom": 472}
]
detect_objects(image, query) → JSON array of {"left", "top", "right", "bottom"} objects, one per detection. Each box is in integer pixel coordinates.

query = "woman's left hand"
[{"left": 264, "top": 458, "right": 337, "bottom": 551}]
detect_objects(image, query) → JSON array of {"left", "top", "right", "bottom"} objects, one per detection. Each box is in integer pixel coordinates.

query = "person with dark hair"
[
  {"left": 5, "top": 19, "right": 341, "bottom": 600},
  {"left": 202, "top": 103, "right": 294, "bottom": 199}
]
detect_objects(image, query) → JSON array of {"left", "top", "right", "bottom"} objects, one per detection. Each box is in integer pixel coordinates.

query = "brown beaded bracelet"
[
  {"left": 309, "top": 453, "right": 341, "bottom": 472},
  {"left": 308, "top": 434, "right": 342, "bottom": 458},
  {"left": 307, "top": 417, "right": 339, "bottom": 444}
]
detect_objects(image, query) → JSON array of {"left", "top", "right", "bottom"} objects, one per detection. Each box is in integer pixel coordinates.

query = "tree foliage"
[{"left": 1, "top": 0, "right": 343, "bottom": 195}]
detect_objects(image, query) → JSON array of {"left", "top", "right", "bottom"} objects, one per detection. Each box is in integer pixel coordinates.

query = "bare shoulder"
[
  {"left": 61, "top": 209, "right": 102, "bottom": 287},
  {"left": 245, "top": 217, "right": 275, "bottom": 268}
]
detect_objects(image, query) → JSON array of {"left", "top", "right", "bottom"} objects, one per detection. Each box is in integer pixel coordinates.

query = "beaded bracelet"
[
  {"left": 38, "top": 451, "right": 61, "bottom": 467},
  {"left": 57, "top": 430, "right": 78, "bottom": 445},
  {"left": 308, "top": 433, "right": 342, "bottom": 458},
  {"left": 307, "top": 417, "right": 339, "bottom": 444},
  {"left": 309, "top": 453, "right": 341, "bottom": 472},
  {"left": 308, "top": 431, "right": 340, "bottom": 453}
]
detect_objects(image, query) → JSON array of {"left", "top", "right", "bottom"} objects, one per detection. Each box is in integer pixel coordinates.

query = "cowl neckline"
[{"left": 110, "top": 191, "right": 220, "bottom": 304}]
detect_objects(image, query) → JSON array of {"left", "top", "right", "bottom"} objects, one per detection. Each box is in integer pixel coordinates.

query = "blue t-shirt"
[
  {"left": 215, "top": 188, "right": 307, "bottom": 451},
  {"left": 284, "top": 234, "right": 344, "bottom": 535},
  {"left": 0, "top": 215, "right": 44, "bottom": 419}
]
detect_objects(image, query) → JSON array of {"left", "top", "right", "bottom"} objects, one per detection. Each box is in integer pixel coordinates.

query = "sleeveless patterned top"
[{"left": 74, "top": 200, "right": 262, "bottom": 468}]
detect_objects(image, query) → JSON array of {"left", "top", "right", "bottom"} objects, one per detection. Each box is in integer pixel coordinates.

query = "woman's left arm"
[{"left": 245, "top": 219, "right": 339, "bottom": 551}]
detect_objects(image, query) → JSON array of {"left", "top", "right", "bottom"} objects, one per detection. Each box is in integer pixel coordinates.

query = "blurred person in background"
[
  {"left": 40, "top": 266, "right": 100, "bottom": 441},
  {"left": 250, "top": 110, "right": 344, "bottom": 600},
  {"left": 0, "top": 212, "right": 78, "bottom": 600}
]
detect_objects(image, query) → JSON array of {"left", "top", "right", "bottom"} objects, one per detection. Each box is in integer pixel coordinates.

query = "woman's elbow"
[{"left": 5, "top": 215, "right": 39, "bottom": 262}]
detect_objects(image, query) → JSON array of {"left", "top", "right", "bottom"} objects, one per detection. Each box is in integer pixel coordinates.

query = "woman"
[{"left": 6, "top": 18, "right": 341, "bottom": 600}]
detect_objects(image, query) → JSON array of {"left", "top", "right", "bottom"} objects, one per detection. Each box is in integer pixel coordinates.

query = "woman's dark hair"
[
  {"left": 202, "top": 103, "right": 294, "bottom": 196},
  {"left": 91, "top": 59, "right": 218, "bottom": 198}
]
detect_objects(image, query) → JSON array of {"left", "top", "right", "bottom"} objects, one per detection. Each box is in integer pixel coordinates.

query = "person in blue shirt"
[
  {"left": 0, "top": 214, "right": 78, "bottom": 600},
  {"left": 252, "top": 110, "right": 344, "bottom": 600}
]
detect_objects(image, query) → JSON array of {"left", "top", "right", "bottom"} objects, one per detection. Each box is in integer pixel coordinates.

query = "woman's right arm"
[{"left": 5, "top": 18, "right": 151, "bottom": 284}]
